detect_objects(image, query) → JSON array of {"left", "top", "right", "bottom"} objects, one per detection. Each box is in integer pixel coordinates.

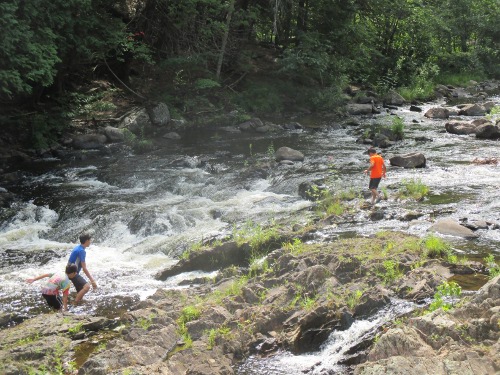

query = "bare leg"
[
  {"left": 371, "top": 188, "right": 379, "bottom": 205},
  {"left": 74, "top": 283, "right": 90, "bottom": 303}
]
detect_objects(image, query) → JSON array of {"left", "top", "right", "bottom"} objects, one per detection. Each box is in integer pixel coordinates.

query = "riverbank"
[{"left": 0, "top": 226, "right": 498, "bottom": 374}]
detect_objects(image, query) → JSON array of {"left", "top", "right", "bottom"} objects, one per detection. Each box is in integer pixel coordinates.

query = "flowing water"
[{"left": 1, "top": 96, "right": 499, "bottom": 371}]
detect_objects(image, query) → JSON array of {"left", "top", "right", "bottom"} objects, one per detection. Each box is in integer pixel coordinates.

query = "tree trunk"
[{"left": 216, "top": 0, "right": 236, "bottom": 80}]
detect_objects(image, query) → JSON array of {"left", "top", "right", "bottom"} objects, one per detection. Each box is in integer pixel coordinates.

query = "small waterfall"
[{"left": 237, "top": 299, "right": 416, "bottom": 375}]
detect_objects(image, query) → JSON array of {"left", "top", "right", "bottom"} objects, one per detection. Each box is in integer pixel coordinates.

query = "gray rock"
[
  {"left": 428, "top": 218, "right": 479, "bottom": 239},
  {"left": 458, "top": 103, "right": 487, "bottom": 116},
  {"left": 101, "top": 126, "right": 125, "bottom": 143},
  {"left": 162, "top": 132, "right": 181, "bottom": 140},
  {"left": 147, "top": 102, "right": 170, "bottom": 126},
  {"left": 424, "top": 107, "right": 450, "bottom": 119},
  {"left": 389, "top": 153, "right": 426, "bottom": 168},
  {"left": 445, "top": 121, "right": 478, "bottom": 135},
  {"left": 275, "top": 147, "right": 305, "bottom": 162},
  {"left": 347, "top": 103, "right": 374, "bottom": 115},
  {"left": 384, "top": 90, "right": 405, "bottom": 106},
  {"left": 476, "top": 124, "right": 500, "bottom": 139},
  {"left": 72, "top": 134, "right": 107, "bottom": 149}
]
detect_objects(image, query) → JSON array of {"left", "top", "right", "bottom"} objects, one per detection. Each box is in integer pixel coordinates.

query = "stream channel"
[{"left": 1, "top": 96, "right": 499, "bottom": 373}]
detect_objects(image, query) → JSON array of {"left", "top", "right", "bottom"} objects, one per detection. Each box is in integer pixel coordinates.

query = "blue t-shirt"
[{"left": 68, "top": 244, "right": 86, "bottom": 274}]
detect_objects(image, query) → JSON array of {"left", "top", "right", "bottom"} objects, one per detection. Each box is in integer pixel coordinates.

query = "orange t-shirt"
[{"left": 369, "top": 154, "right": 384, "bottom": 178}]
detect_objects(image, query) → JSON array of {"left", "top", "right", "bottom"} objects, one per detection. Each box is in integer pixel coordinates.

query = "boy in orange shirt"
[{"left": 364, "top": 148, "right": 387, "bottom": 205}]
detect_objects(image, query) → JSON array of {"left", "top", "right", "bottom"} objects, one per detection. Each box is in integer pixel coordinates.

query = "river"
[{"left": 1, "top": 96, "right": 499, "bottom": 372}]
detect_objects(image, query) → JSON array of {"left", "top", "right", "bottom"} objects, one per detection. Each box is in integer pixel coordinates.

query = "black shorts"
[
  {"left": 71, "top": 274, "right": 89, "bottom": 292},
  {"left": 42, "top": 294, "right": 63, "bottom": 310},
  {"left": 369, "top": 178, "right": 381, "bottom": 190}
]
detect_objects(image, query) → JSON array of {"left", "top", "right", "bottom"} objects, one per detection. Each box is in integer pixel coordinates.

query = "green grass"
[
  {"left": 282, "top": 238, "right": 306, "bottom": 255},
  {"left": 397, "top": 178, "right": 429, "bottom": 201},
  {"left": 346, "top": 290, "right": 363, "bottom": 309},
  {"left": 427, "top": 281, "right": 462, "bottom": 313},
  {"left": 435, "top": 72, "right": 486, "bottom": 87},
  {"left": 398, "top": 81, "right": 436, "bottom": 101},
  {"left": 377, "top": 260, "right": 403, "bottom": 284},
  {"left": 232, "top": 220, "right": 280, "bottom": 252},
  {"left": 484, "top": 254, "right": 500, "bottom": 278},
  {"left": 423, "top": 234, "right": 451, "bottom": 259},
  {"left": 390, "top": 116, "right": 405, "bottom": 140}
]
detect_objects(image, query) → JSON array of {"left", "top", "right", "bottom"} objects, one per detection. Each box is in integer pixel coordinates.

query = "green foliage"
[
  {"left": 390, "top": 117, "right": 405, "bottom": 140},
  {"left": 248, "top": 255, "right": 270, "bottom": 277},
  {"left": 206, "top": 326, "right": 231, "bottom": 349},
  {"left": 232, "top": 220, "right": 279, "bottom": 252},
  {"left": 234, "top": 82, "right": 284, "bottom": 113},
  {"left": 195, "top": 78, "right": 221, "bottom": 90},
  {"left": 427, "top": 281, "right": 462, "bottom": 313},
  {"left": 484, "top": 254, "right": 500, "bottom": 278},
  {"left": 397, "top": 178, "right": 429, "bottom": 201},
  {"left": 282, "top": 238, "right": 305, "bottom": 255},
  {"left": 136, "top": 313, "right": 156, "bottom": 330},
  {"left": 178, "top": 306, "right": 201, "bottom": 326},
  {"left": 346, "top": 290, "right": 363, "bottom": 310},
  {"left": 423, "top": 235, "right": 452, "bottom": 259},
  {"left": 0, "top": 0, "right": 150, "bottom": 99},
  {"left": 377, "top": 260, "right": 403, "bottom": 284},
  {"left": 436, "top": 72, "right": 487, "bottom": 87},
  {"left": 68, "top": 322, "right": 84, "bottom": 335}
]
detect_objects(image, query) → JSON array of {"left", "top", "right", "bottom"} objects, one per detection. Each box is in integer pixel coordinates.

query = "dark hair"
[
  {"left": 79, "top": 233, "right": 91, "bottom": 244},
  {"left": 367, "top": 148, "right": 377, "bottom": 154},
  {"left": 66, "top": 263, "right": 78, "bottom": 274}
]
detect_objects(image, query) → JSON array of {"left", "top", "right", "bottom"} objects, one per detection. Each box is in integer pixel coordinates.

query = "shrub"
[
  {"left": 427, "top": 281, "right": 461, "bottom": 313},
  {"left": 397, "top": 178, "right": 429, "bottom": 201},
  {"left": 484, "top": 254, "right": 500, "bottom": 278},
  {"left": 423, "top": 234, "right": 452, "bottom": 259}
]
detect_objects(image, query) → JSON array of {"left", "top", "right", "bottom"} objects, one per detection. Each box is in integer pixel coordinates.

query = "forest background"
[{"left": 1, "top": 0, "right": 499, "bottom": 149}]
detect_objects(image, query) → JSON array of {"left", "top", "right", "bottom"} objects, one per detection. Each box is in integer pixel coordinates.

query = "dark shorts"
[
  {"left": 42, "top": 294, "right": 62, "bottom": 310},
  {"left": 369, "top": 178, "right": 382, "bottom": 190},
  {"left": 71, "top": 274, "right": 89, "bottom": 292}
]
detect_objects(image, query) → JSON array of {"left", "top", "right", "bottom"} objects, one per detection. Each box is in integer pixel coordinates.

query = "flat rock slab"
[{"left": 428, "top": 218, "right": 479, "bottom": 239}]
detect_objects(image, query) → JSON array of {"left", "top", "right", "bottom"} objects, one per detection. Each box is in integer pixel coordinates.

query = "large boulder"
[
  {"left": 147, "top": 102, "right": 171, "bottom": 127},
  {"left": 428, "top": 218, "right": 479, "bottom": 239},
  {"left": 476, "top": 124, "right": 500, "bottom": 139},
  {"left": 424, "top": 107, "right": 450, "bottom": 119},
  {"left": 444, "top": 121, "right": 478, "bottom": 135},
  {"left": 384, "top": 90, "right": 405, "bottom": 106},
  {"left": 101, "top": 126, "right": 125, "bottom": 143},
  {"left": 347, "top": 103, "right": 374, "bottom": 115},
  {"left": 458, "top": 103, "right": 487, "bottom": 116},
  {"left": 72, "top": 134, "right": 107, "bottom": 149},
  {"left": 275, "top": 147, "right": 305, "bottom": 162},
  {"left": 389, "top": 153, "right": 426, "bottom": 168}
]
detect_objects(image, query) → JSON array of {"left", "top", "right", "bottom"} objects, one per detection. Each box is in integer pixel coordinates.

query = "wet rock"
[
  {"left": 156, "top": 241, "right": 252, "bottom": 280},
  {"left": 238, "top": 118, "right": 263, "bottom": 131},
  {"left": 101, "top": 126, "right": 125, "bottom": 143},
  {"left": 389, "top": 153, "right": 426, "bottom": 168},
  {"left": 298, "top": 180, "right": 327, "bottom": 201},
  {"left": 476, "top": 124, "right": 500, "bottom": 139},
  {"left": 424, "top": 107, "right": 450, "bottom": 119},
  {"left": 162, "top": 131, "right": 181, "bottom": 140},
  {"left": 356, "top": 276, "right": 500, "bottom": 375},
  {"left": 283, "top": 122, "right": 303, "bottom": 130},
  {"left": 445, "top": 121, "right": 478, "bottom": 135},
  {"left": 146, "top": 102, "right": 170, "bottom": 127},
  {"left": 275, "top": 146, "right": 305, "bottom": 162},
  {"left": 458, "top": 103, "right": 487, "bottom": 116},
  {"left": 72, "top": 134, "right": 107, "bottom": 150},
  {"left": 369, "top": 209, "right": 385, "bottom": 221},
  {"left": 383, "top": 90, "right": 405, "bottom": 106},
  {"left": 428, "top": 218, "right": 479, "bottom": 239},
  {"left": 409, "top": 105, "right": 422, "bottom": 112},
  {"left": 347, "top": 103, "right": 374, "bottom": 115}
]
